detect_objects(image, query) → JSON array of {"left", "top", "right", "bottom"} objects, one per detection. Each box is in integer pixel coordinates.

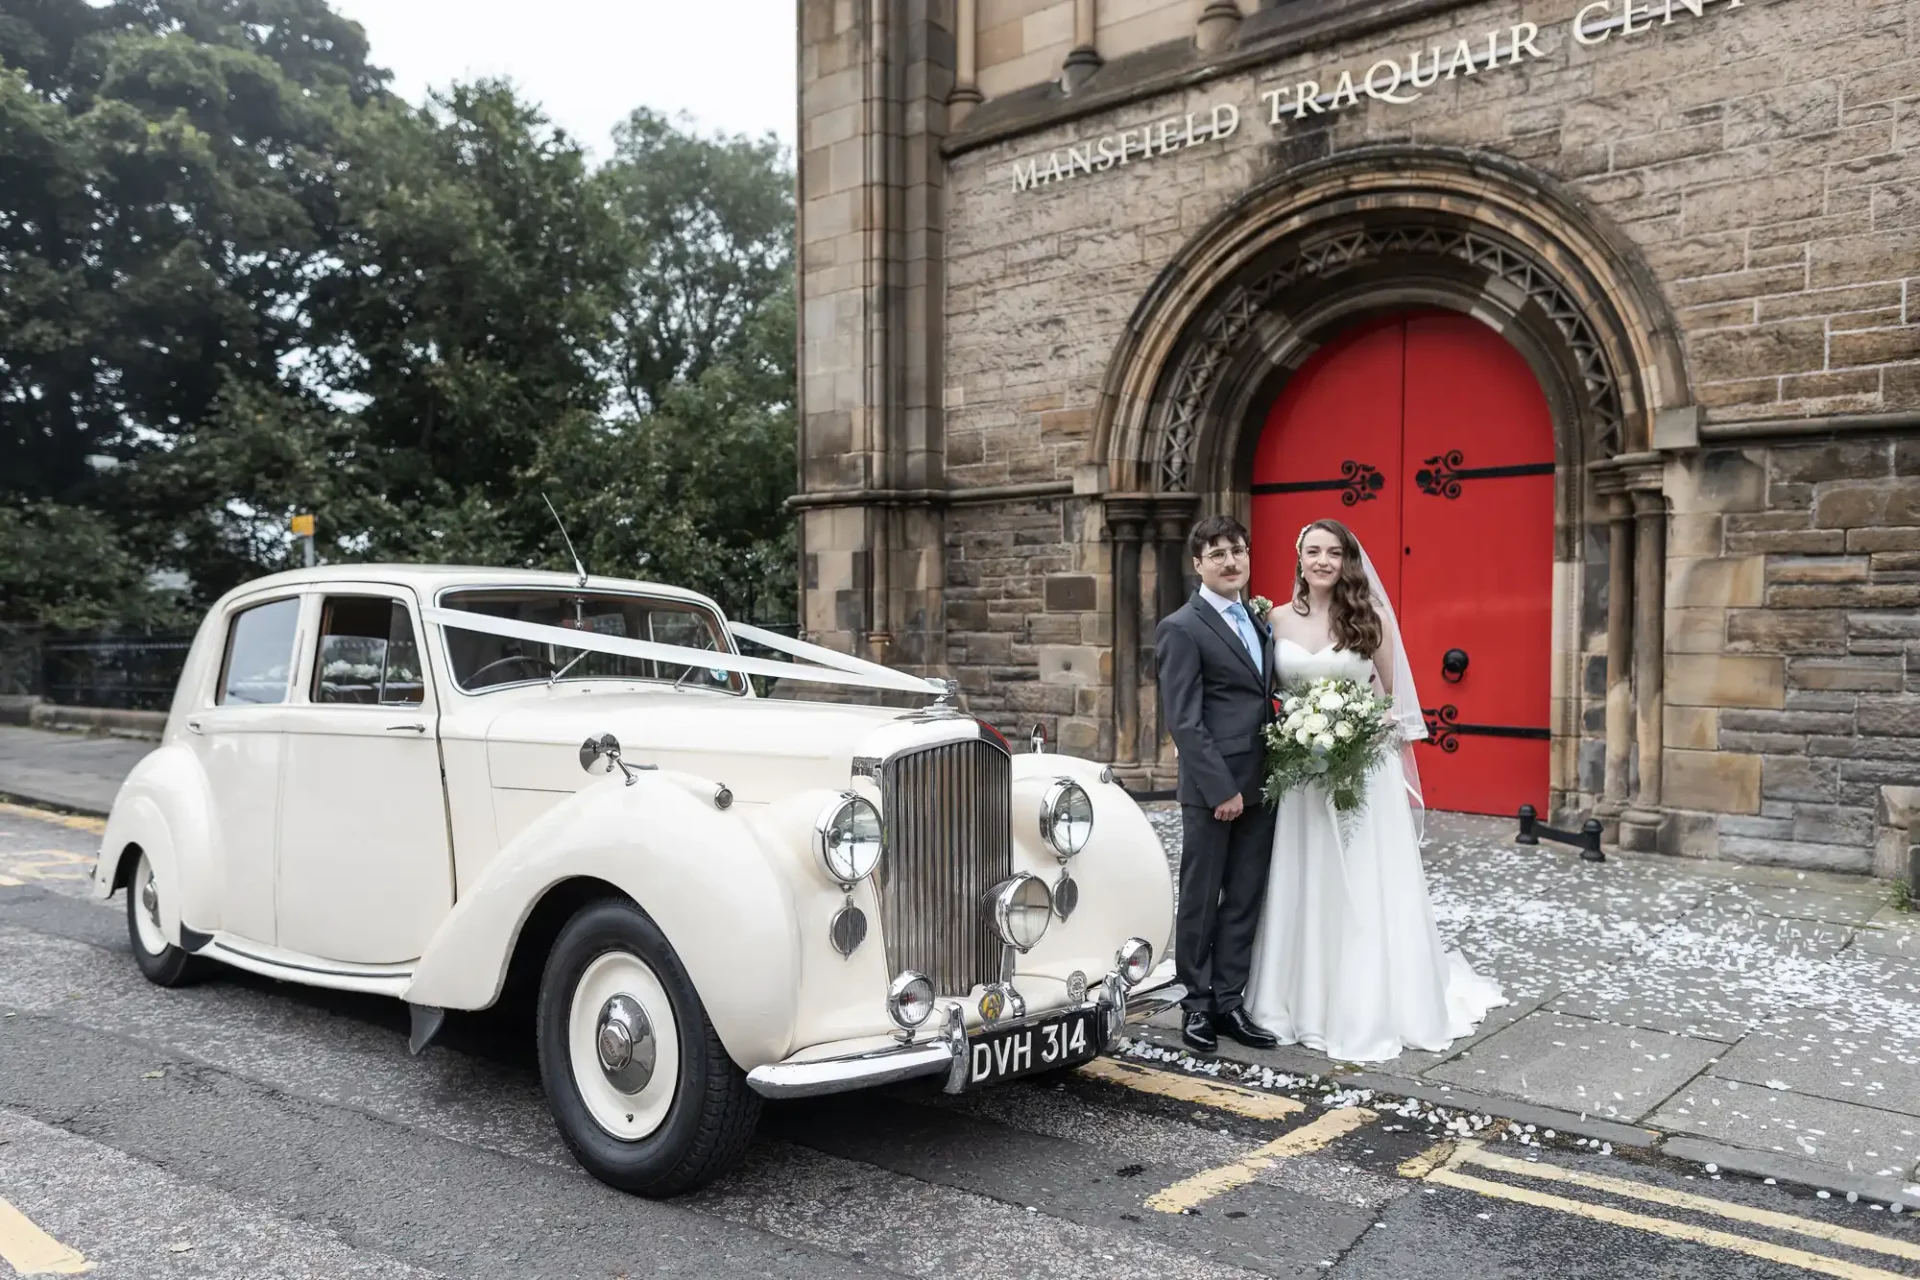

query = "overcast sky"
[{"left": 327, "top": 0, "right": 797, "bottom": 158}]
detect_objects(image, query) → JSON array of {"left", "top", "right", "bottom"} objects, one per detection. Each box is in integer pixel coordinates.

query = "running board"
[{"left": 181, "top": 928, "right": 416, "bottom": 998}]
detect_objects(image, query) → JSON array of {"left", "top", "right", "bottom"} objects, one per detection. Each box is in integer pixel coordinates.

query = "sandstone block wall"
[{"left": 1662, "top": 437, "right": 1920, "bottom": 872}]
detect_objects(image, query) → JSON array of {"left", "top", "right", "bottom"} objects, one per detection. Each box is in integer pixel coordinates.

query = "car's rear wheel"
[
  {"left": 535, "top": 898, "right": 760, "bottom": 1196},
  {"left": 126, "top": 851, "right": 205, "bottom": 987}
]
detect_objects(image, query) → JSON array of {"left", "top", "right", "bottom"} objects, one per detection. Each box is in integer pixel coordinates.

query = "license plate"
[{"left": 967, "top": 1008, "right": 1099, "bottom": 1086}]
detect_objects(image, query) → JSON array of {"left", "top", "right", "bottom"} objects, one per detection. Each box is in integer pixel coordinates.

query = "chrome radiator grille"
[{"left": 877, "top": 737, "right": 1012, "bottom": 995}]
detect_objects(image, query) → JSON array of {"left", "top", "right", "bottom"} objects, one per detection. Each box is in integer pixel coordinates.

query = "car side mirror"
[{"left": 579, "top": 733, "right": 655, "bottom": 785}]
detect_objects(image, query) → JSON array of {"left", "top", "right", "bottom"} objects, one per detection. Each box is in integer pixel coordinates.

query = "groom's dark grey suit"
[{"left": 1154, "top": 591, "right": 1277, "bottom": 1018}]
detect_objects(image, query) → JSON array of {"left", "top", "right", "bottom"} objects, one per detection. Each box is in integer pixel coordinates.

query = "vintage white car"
[{"left": 92, "top": 565, "right": 1177, "bottom": 1195}]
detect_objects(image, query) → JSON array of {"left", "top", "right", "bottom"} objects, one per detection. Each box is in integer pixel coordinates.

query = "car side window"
[
  {"left": 312, "top": 596, "right": 426, "bottom": 706},
  {"left": 218, "top": 598, "right": 301, "bottom": 705}
]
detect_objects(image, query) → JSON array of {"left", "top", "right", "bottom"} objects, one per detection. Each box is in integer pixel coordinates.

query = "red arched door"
[{"left": 1249, "top": 312, "right": 1554, "bottom": 817}]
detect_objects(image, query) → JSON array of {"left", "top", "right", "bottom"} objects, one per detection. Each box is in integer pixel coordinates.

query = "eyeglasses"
[{"left": 1200, "top": 545, "right": 1250, "bottom": 564}]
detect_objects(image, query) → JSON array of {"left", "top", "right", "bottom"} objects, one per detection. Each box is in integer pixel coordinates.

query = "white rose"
[
  {"left": 1285, "top": 712, "right": 1305, "bottom": 733},
  {"left": 1314, "top": 733, "right": 1336, "bottom": 751},
  {"left": 1304, "top": 712, "right": 1329, "bottom": 734},
  {"left": 1295, "top": 729, "right": 1312, "bottom": 747},
  {"left": 1318, "top": 691, "right": 1346, "bottom": 712},
  {"left": 1334, "top": 720, "right": 1354, "bottom": 740}
]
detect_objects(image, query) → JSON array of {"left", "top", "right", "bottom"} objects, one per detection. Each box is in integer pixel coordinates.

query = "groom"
[{"left": 1154, "top": 514, "right": 1281, "bottom": 1054}]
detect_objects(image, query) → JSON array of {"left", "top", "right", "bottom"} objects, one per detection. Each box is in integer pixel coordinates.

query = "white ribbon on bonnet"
[{"left": 424, "top": 607, "right": 949, "bottom": 697}]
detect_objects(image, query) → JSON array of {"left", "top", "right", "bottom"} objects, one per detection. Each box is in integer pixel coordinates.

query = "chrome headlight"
[
  {"left": 987, "top": 873, "right": 1052, "bottom": 952},
  {"left": 887, "top": 971, "right": 935, "bottom": 1030},
  {"left": 1039, "top": 778, "right": 1093, "bottom": 858},
  {"left": 815, "top": 793, "right": 883, "bottom": 885},
  {"left": 1116, "top": 938, "right": 1153, "bottom": 987}
]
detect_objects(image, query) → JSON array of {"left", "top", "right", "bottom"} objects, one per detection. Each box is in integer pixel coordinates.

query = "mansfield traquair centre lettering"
[{"left": 1009, "top": 0, "right": 1746, "bottom": 193}]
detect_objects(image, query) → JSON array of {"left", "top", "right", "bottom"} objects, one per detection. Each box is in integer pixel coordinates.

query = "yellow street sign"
[{"left": 290, "top": 514, "right": 315, "bottom": 536}]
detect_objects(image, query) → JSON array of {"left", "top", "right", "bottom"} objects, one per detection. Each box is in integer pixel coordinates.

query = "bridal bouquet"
[{"left": 1261, "top": 676, "right": 1396, "bottom": 814}]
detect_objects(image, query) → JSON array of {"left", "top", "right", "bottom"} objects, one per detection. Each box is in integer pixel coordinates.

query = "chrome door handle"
[{"left": 386, "top": 723, "right": 428, "bottom": 733}]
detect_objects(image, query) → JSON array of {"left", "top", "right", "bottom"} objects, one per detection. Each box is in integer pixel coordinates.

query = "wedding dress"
[{"left": 1243, "top": 635, "right": 1507, "bottom": 1063}]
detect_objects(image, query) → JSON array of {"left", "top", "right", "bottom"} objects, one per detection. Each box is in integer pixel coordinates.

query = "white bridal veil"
[{"left": 1292, "top": 525, "right": 1429, "bottom": 846}]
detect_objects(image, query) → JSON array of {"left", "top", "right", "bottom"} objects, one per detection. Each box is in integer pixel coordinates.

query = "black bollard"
[
  {"left": 1516, "top": 805, "right": 1607, "bottom": 862},
  {"left": 1581, "top": 818, "right": 1606, "bottom": 863}
]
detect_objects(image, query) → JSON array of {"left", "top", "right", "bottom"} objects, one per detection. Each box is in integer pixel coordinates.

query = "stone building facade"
[{"left": 793, "top": 0, "right": 1920, "bottom": 875}]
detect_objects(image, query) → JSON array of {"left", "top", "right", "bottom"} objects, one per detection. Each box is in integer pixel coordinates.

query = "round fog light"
[
  {"left": 987, "top": 873, "right": 1053, "bottom": 952},
  {"left": 1039, "top": 779, "right": 1094, "bottom": 858},
  {"left": 887, "top": 971, "right": 935, "bottom": 1031},
  {"left": 1116, "top": 938, "right": 1153, "bottom": 988}
]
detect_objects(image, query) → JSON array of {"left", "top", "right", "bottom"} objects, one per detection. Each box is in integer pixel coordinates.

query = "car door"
[
  {"left": 274, "top": 588, "right": 454, "bottom": 965},
  {"left": 185, "top": 593, "right": 305, "bottom": 945}
]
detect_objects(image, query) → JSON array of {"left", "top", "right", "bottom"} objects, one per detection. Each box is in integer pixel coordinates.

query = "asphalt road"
[{"left": 3, "top": 802, "right": 1918, "bottom": 1280}]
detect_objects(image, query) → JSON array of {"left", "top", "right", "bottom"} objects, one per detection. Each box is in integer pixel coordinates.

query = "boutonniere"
[{"left": 1248, "top": 595, "right": 1273, "bottom": 623}]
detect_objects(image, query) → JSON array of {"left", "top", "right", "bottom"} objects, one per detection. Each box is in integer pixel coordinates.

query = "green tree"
[
  {"left": 0, "top": 0, "right": 383, "bottom": 503},
  {"left": 599, "top": 108, "right": 794, "bottom": 418},
  {"left": 2, "top": 6, "right": 801, "bottom": 634},
  {"left": 0, "top": 0, "right": 384, "bottom": 624}
]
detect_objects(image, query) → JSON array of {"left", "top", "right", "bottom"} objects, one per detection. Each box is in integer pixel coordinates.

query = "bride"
[{"left": 1244, "top": 518, "right": 1506, "bottom": 1064}]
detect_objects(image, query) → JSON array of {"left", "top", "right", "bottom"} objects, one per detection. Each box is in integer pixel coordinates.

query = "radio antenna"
[{"left": 542, "top": 494, "right": 589, "bottom": 588}]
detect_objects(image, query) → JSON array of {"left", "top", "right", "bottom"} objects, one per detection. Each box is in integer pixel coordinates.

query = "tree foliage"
[{"left": 0, "top": 1, "right": 797, "bottom": 634}]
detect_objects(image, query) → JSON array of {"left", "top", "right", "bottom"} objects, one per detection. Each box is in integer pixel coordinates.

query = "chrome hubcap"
[
  {"left": 140, "top": 874, "right": 160, "bottom": 930},
  {"left": 594, "top": 994, "right": 655, "bottom": 1093}
]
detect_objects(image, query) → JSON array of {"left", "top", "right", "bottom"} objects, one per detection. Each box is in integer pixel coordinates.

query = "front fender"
[
  {"left": 1010, "top": 753, "right": 1176, "bottom": 980},
  {"left": 404, "top": 770, "right": 803, "bottom": 1067},
  {"left": 92, "top": 744, "right": 220, "bottom": 944}
]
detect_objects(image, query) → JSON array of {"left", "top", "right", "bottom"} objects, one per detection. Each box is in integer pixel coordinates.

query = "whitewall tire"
[
  {"left": 536, "top": 898, "right": 760, "bottom": 1196},
  {"left": 126, "top": 851, "right": 204, "bottom": 987}
]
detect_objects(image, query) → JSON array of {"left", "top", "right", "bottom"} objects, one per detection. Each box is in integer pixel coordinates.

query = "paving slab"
[
  {"left": 1711, "top": 874, "right": 1896, "bottom": 927},
  {"left": 1856, "top": 906, "right": 1920, "bottom": 963},
  {"left": 1708, "top": 1001, "right": 1920, "bottom": 1117},
  {"left": 1423, "top": 1010, "right": 1722, "bottom": 1123},
  {"left": 1547, "top": 906, "right": 1859, "bottom": 1043},
  {"left": 1649, "top": 1076, "right": 1920, "bottom": 1183}
]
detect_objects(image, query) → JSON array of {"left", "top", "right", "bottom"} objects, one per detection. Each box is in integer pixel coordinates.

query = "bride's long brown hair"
[{"left": 1291, "top": 518, "right": 1384, "bottom": 657}]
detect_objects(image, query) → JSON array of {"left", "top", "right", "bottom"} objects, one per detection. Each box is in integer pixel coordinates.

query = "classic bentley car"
[{"left": 92, "top": 565, "right": 1177, "bottom": 1195}]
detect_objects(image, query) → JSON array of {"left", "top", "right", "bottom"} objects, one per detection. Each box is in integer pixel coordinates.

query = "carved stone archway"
[{"left": 1094, "top": 146, "right": 1690, "bottom": 836}]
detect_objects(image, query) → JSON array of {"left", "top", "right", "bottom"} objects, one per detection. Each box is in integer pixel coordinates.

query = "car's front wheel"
[
  {"left": 535, "top": 898, "right": 760, "bottom": 1196},
  {"left": 126, "top": 851, "right": 205, "bottom": 987}
]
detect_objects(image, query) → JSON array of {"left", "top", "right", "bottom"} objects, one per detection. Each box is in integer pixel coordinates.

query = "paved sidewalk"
[
  {"left": 0, "top": 726, "right": 153, "bottom": 816},
  {"left": 1137, "top": 803, "right": 1920, "bottom": 1203},
  {"left": 4, "top": 723, "right": 1916, "bottom": 1203}
]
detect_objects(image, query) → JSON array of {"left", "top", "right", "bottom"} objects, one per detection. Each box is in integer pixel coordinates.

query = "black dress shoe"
[
  {"left": 1213, "top": 1007, "right": 1280, "bottom": 1050},
  {"left": 1180, "top": 1010, "right": 1218, "bottom": 1054}
]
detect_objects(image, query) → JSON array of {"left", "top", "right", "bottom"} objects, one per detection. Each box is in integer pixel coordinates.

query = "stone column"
[
  {"left": 1150, "top": 495, "right": 1198, "bottom": 780},
  {"left": 1597, "top": 488, "right": 1634, "bottom": 819},
  {"left": 1062, "top": 0, "right": 1102, "bottom": 92},
  {"left": 1154, "top": 506, "right": 1193, "bottom": 633},
  {"left": 950, "top": 0, "right": 981, "bottom": 125},
  {"left": 1195, "top": 0, "right": 1243, "bottom": 51},
  {"left": 1106, "top": 498, "right": 1150, "bottom": 778},
  {"left": 795, "top": 2, "right": 954, "bottom": 672},
  {"left": 1622, "top": 483, "right": 1668, "bottom": 850}
]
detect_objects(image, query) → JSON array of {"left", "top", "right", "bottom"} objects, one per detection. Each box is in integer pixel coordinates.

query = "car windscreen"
[{"left": 438, "top": 589, "right": 744, "bottom": 694}]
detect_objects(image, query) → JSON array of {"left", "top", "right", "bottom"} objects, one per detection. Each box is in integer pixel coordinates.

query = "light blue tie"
[{"left": 1225, "top": 602, "right": 1262, "bottom": 671}]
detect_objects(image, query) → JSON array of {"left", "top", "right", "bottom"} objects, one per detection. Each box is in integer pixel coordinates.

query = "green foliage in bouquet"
[{"left": 1261, "top": 676, "right": 1398, "bottom": 814}]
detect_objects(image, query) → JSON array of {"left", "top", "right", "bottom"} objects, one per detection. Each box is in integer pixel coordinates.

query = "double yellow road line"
[
  {"left": 1086, "top": 1058, "right": 1918, "bottom": 1277},
  {"left": 1420, "top": 1140, "right": 1920, "bottom": 1280}
]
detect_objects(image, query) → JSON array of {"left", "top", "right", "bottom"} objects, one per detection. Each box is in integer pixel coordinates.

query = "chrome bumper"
[{"left": 744, "top": 966, "right": 1183, "bottom": 1101}]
